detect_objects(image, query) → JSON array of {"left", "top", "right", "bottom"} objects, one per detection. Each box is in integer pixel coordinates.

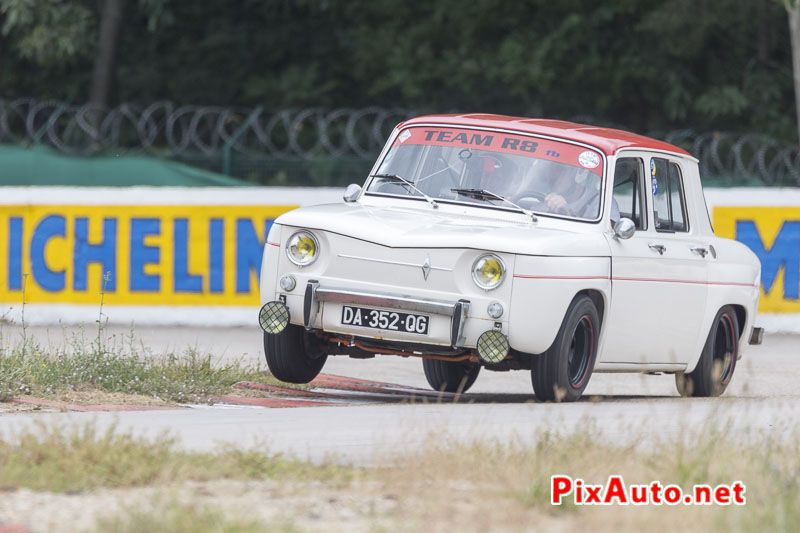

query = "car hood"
[{"left": 276, "top": 203, "right": 610, "bottom": 257}]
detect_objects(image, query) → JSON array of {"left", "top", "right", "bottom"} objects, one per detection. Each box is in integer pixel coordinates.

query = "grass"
[
  {"left": 0, "top": 328, "right": 269, "bottom": 404},
  {"left": 0, "top": 423, "right": 351, "bottom": 493},
  {"left": 1, "top": 422, "right": 799, "bottom": 532},
  {"left": 89, "top": 502, "right": 293, "bottom": 533},
  {"left": 373, "top": 427, "right": 800, "bottom": 533}
]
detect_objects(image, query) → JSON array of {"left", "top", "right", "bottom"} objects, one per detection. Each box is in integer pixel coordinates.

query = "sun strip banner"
[
  {"left": 392, "top": 126, "right": 605, "bottom": 176},
  {"left": 0, "top": 205, "right": 296, "bottom": 306},
  {"left": 713, "top": 206, "right": 800, "bottom": 313}
]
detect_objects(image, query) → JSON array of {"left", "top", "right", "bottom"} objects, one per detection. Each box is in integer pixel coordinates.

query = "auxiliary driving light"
[
  {"left": 477, "top": 330, "right": 510, "bottom": 364},
  {"left": 279, "top": 275, "right": 297, "bottom": 292},
  {"left": 487, "top": 302, "right": 504, "bottom": 319},
  {"left": 259, "top": 301, "right": 290, "bottom": 334},
  {"left": 472, "top": 254, "right": 505, "bottom": 290}
]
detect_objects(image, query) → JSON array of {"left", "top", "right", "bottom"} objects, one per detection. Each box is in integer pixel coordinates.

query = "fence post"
[{"left": 223, "top": 106, "right": 263, "bottom": 176}]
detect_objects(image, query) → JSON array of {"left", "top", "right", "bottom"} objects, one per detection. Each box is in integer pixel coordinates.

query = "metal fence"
[{"left": 2, "top": 98, "right": 799, "bottom": 186}]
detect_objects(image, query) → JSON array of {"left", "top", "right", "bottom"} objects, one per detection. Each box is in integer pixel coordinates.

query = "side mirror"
[
  {"left": 343, "top": 183, "right": 361, "bottom": 203},
  {"left": 613, "top": 217, "right": 636, "bottom": 240}
]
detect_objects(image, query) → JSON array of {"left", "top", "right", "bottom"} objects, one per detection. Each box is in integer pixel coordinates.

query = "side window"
[
  {"left": 651, "top": 158, "right": 688, "bottom": 232},
  {"left": 612, "top": 157, "right": 646, "bottom": 230}
]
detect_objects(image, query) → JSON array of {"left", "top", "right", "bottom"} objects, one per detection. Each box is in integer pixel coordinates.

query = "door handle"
[
  {"left": 648, "top": 243, "right": 666, "bottom": 255},
  {"left": 690, "top": 246, "right": 708, "bottom": 258}
]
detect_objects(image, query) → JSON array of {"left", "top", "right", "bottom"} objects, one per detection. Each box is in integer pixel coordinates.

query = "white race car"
[{"left": 258, "top": 114, "right": 762, "bottom": 401}]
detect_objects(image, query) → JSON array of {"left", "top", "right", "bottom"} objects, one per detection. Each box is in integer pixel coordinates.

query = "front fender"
[
  {"left": 259, "top": 223, "right": 283, "bottom": 306},
  {"left": 508, "top": 256, "right": 611, "bottom": 354}
]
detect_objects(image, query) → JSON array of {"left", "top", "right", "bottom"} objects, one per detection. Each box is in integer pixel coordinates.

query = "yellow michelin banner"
[
  {"left": 0, "top": 205, "right": 296, "bottom": 306},
  {"left": 0, "top": 201, "right": 796, "bottom": 314},
  {"left": 714, "top": 206, "right": 800, "bottom": 313}
]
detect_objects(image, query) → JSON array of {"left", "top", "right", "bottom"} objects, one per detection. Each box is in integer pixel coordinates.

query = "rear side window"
[
  {"left": 651, "top": 158, "right": 688, "bottom": 232},
  {"left": 612, "top": 158, "right": 646, "bottom": 230}
]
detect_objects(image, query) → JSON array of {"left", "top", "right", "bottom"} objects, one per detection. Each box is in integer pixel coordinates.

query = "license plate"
[{"left": 340, "top": 306, "right": 430, "bottom": 335}]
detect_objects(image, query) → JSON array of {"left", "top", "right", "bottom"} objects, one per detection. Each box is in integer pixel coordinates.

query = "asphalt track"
[{"left": 1, "top": 325, "right": 798, "bottom": 464}]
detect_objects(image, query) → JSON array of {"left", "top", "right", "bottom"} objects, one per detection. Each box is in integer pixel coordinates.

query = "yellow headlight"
[
  {"left": 472, "top": 254, "right": 505, "bottom": 290},
  {"left": 286, "top": 231, "right": 319, "bottom": 266}
]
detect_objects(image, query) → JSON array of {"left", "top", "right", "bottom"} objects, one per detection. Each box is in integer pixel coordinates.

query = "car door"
[{"left": 602, "top": 153, "right": 708, "bottom": 366}]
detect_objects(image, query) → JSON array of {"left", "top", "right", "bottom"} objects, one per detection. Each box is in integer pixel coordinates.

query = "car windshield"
[{"left": 367, "top": 126, "right": 605, "bottom": 221}]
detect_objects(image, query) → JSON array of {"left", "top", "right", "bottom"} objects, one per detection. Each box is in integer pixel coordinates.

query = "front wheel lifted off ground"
[
  {"left": 532, "top": 295, "right": 599, "bottom": 402},
  {"left": 676, "top": 305, "right": 739, "bottom": 397},
  {"left": 423, "top": 358, "right": 481, "bottom": 393},
  {"left": 263, "top": 325, "right": 328, "bottom": 384}
]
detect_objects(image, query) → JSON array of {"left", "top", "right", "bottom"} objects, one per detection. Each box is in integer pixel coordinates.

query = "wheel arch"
[
  {"left": 576, "top": 288, "right": 606, "bottom": 329},
  {"left": 508, "top": 277, "right": 611, "bottom": 356},
  {"left": 730, "top": 304, "right": 747, "bottom": 340},
  {"left": 684, "top": 300, "right": 749, "bottom": 373}
]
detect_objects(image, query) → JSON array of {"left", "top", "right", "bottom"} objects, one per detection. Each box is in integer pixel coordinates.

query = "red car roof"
[{"left": 398, "top": 114, "right": 692, "bottom": 158}]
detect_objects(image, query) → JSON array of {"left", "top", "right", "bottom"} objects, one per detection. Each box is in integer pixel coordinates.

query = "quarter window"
[
  {"left": 612, "top": 158, "right": 646, "bottom": 230},
  {"left": 651, "top": 158, "right": 688, "bottom": 232}
]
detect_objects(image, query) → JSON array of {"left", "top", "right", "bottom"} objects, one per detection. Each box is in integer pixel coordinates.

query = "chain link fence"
[{"left": 2, "top": 98, "right": 799, "bottom": 186}]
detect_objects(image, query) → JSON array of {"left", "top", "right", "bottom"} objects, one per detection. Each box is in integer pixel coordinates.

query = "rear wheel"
[
  {"left": 676, "top": 306, "right": 739, "bottom": 397},
  {"left": 264, "top": 325, "right": 328, "bottom": 384},
  {"left": 532, "top": 295, "right": 599, "bottom": 402},
  {"left": 423, "top": 358, "right": 481, "bottom": 393}
]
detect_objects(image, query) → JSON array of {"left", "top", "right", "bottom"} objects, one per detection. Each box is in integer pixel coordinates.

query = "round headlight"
[
  {"left": 472, "top": 254, "right": 505, "bottom": 290},
  {"left": 286, "top": 231, "right": 319, "bottom": 266}
]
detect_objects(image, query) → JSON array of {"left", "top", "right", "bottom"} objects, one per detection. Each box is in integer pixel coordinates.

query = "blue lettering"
[
  {"left": 736, "top": 220, "right": 799, "bottom": 299},
  {"left": 209, "top": 218, "right": 224, "bottom": 293},
  {"left": 8, "top": 217, "right": 23, "bottom": 290},
  {"left": 30, "top": 215, "right": 66, "bottom": 292},
  {"left": 130, "top": 218, "right": 160, "bottom": 292},
  {"left": 173, "top": 218, "right": 203, "bottom": 293},
  {"left": 74, "top": 217, "right": 117, "bottom": 291},
  {"left": 236, "top": 218, "right": 273, "bottom": 294}
]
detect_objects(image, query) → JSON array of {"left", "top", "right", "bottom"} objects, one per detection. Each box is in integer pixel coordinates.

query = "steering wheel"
[{"left": 516, "top": 191, "right": 547, "bottom": 209}]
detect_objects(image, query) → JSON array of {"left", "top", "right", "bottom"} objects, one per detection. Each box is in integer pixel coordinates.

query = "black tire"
[
  {"left": 423, "top": 358, "right": 481, "bottom": 393},
  {"left": 263, "top": 325, "right": 327, "bottom": 384},
  {"left": 532, "top": 295, "right": 599, "bottom": 402},
  {"left": 676, "top": 306, "right": 739, "bottom": 397}
]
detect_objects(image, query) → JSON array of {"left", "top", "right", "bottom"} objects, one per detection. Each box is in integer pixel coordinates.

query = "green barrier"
[{"left": 0, "top": 145, "right": 248, "bottom": 187}]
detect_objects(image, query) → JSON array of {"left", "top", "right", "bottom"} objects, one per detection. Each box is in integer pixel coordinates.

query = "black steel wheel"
[
  {"left": 676, "top": 306, "right": 739, "bottom": 397},
  {"left": 532, "top": 295, "right": 599, "bottom": 402}
]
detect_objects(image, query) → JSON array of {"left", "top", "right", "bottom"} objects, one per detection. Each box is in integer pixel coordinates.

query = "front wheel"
[
  {"left": 676, "top": 306, "right": 739, "bottom": 397},
  {"left": 423, "top": 358, "right": 481, "bottom": 393},
  {"left": 264, "top": 325, "right": 328, "bottom": 384},
  {"left": 532, "top": 295, "right": 599, "bottom": 402}
]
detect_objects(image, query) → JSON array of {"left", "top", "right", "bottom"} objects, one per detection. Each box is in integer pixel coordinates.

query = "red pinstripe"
[
  {"left": 513, "top": 274, "right": 756, "bottom": 288},
  {"left": 612, "top": 277, "right": 756, "bottom": 287},
  {"left": 513, "top": 275, "right": 609, "bottom": 280}
]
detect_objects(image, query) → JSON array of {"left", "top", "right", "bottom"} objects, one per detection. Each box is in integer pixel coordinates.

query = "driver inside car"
[{"left": 541, "top": 165, "right": 619, "bottom": 221}]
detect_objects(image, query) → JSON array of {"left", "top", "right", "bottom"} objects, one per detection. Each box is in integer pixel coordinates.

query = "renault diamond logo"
[{"left": 421, "top": 255, "right": 431, "bottom": 280}]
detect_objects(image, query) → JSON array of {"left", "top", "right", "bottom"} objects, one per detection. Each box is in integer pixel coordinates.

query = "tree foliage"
[{"left": 0, "top": 0, "right": 795, "bottom": 139}]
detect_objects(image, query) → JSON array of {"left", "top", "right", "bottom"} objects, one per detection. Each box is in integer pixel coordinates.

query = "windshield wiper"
[
  {"left": 370, "top": 173, "right": 438, "bottom": 209},
  {"left": 450, "top": 188, "right": 538, "bottom": 222}
]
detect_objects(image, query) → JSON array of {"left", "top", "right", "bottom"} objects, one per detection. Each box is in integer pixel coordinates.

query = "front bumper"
[{"left": 303, "top": 281, "right": 471, "bottom": 347}]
